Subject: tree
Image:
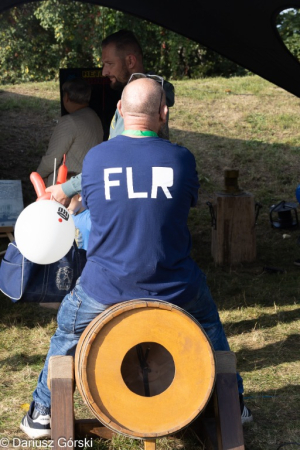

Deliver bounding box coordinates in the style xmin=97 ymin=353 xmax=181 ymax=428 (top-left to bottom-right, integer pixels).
xmin=276 ymin=9 xmax=300 ymax=62
xmin=0 ymin=0 xmax=246 ymax=84
xmin=0 ymin=3 xmax=57 ymax=83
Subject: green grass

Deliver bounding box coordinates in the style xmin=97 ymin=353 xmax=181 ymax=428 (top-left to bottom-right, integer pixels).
xmin=1 ymin=75 xmax=300 ymax=449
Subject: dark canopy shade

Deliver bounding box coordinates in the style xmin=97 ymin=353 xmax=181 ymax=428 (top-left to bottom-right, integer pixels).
xmin=2 ymin=0 xmax=300 ymax=97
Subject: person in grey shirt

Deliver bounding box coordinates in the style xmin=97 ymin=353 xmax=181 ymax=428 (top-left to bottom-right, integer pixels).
xmin=37 ymin=78 xmax=103 ymax=186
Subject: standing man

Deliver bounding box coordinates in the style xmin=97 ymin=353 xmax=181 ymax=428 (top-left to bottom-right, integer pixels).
xmin=20 ymin=77 xmax=251 ymax=440
xmin=101 ymin=29 xmax=174 ymax=139
xmin=45 ymin=30 xmax=175 ymax=203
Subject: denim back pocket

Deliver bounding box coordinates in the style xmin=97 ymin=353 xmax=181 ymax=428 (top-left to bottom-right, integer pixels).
xmin=57 ymin=287 xmax=82 ymax=334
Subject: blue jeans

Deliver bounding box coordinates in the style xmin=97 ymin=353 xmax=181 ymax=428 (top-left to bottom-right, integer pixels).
xmin=33 ymin=282 xmax=110 ymax=412
xmin=181 ymin=273 xmax=244 ymax=395
xmin=33 ymin=274 xmax=243 ymax=413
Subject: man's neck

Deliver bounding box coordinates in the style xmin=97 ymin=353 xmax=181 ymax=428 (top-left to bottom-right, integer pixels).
xmin=123 ymin=116 xmax=159 ymax=135
xmin=122 ymin=130 xmax=158 ymax=138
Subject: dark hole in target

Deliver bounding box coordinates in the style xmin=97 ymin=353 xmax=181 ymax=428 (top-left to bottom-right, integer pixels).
xmin=121 ymin=342 xmax=175 ymax=397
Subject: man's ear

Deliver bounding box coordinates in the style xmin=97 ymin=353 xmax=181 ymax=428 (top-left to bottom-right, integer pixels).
xmin=78 ymin=194 xmax=82 ymax=201
xmin=117 ymin=99 xmax=124 ymax=118
xmin=125 ymin=54 xmax=137 ymax=70
xmin=159 ymin=104 xmax=168 ymax=124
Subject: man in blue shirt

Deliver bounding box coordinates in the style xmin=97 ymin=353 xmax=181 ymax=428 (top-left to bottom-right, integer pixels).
xmin=20 ymin=77 xmax=252 ymax=440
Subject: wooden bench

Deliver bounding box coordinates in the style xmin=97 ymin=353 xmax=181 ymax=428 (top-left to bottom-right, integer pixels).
xmin=48 ymin=350 xmax=244 ymax=450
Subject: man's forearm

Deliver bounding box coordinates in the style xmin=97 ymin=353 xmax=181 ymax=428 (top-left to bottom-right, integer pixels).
xmin=61 ymin=173 xmax=82 ymax=197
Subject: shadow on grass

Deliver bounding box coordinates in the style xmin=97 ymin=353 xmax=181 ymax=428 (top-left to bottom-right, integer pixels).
xmin=0 ymin=352 xmax=48 ymax=370
xmin=244 ymin=384 xmax=300 ymax=450
xmin=0 ymin=90 xmax=60 ymax=206
xmin=190 ymin=207 xmax=300 ymax=310
xmin=0 ymin=294 xmax=57 ymax=328
xmin=236 ymin=334 xmax=300 ymax=372
xmin=224 ymin=307 xmax=300 ymax=336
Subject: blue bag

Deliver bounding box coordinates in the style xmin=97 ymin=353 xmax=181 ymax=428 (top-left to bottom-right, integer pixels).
xmin=0 ymin=241 xmax=86 ymax=305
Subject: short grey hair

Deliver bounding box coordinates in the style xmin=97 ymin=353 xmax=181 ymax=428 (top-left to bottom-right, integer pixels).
xmin=62 ymin=78 xmax=91 ymax=104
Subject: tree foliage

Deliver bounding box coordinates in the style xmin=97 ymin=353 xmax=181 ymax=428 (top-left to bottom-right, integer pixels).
xmin=0 ymin=3 xmax=58 ymax=83
xmin=0 ymin=0 xmax=247 ymax=84
xmin=276 ymin=9 xmax=300 ymax=62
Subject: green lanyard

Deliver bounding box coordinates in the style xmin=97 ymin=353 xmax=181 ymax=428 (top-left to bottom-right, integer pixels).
xmin=122 ymin=130 xmax=158 ymax=137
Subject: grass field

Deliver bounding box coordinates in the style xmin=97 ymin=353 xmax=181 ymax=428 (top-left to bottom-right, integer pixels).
xmin=0 ymin=75 xmax=300 ymax=450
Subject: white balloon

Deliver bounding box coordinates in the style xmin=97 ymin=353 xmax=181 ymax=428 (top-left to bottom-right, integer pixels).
xmin=15 ymin=200 xmax=75 ymax=265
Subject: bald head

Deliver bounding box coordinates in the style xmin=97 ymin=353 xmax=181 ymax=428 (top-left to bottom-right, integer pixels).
xmin=117 ymin=78 xmax=168 ymax=134
xmin=121 ymin=78 xmax=165 ymax=116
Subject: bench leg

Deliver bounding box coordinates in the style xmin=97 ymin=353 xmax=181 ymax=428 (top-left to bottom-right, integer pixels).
xmin=48 ymin=356 xmax=75 ymax=449
xmin=214 ymin=352 xmax=245 ymax=450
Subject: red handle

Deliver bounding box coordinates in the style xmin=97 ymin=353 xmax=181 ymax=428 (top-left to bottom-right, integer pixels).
xmin=56 ymin=154 xmax=68 ymax=184
xmin=30 ymin=172 xmax=51 ymax=201
xmin=30 ymin=156 xmax=67 ymax=201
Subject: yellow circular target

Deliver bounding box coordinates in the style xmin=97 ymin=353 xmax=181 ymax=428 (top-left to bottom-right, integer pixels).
xmin=75 ymin=299 xmax=215 ymax=439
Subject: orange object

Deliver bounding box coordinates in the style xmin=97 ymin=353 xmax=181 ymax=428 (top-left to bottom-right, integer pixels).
xmin=75 ymin=300 xmax=215 ymax=439
xmin=30 ymin=155 xmax=68 ymax=201
xmin=56 ymin=154 xmax=68 ymax=184
xmin=30 ymin=172 xmax=51 ymax=201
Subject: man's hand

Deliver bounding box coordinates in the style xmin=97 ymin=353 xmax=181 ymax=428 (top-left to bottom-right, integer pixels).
xmin=45 ymin=184 xmax=71 ymax=207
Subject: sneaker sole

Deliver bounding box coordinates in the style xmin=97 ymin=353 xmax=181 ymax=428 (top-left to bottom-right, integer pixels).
xmin=20 ymin=422 xmax=51 ymax=439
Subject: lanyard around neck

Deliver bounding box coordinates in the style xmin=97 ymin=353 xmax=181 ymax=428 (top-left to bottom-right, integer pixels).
xmin=122 ymin=130 xmax=158 ymax=137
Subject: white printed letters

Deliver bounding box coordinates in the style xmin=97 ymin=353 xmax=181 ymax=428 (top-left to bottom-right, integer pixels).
xmin=104 ymin=167 xmax=173 ymax=200
xmin=104 ymin=168 xmax=122 ymax=200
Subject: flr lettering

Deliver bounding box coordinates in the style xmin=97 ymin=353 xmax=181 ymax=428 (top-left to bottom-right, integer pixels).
xmin=104 ymin=167 xmax=173 ymax=200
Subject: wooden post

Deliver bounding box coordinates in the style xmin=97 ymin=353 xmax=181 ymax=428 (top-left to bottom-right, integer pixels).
xmin=210 ymin=169 xmax=257 ymax=266
xmin=48 ymin=356 xmax=75 ymax=449
xmin=214 ymin=351 xmax=244 ymax=450
xmin=211 ymin=192 xmax=256 ymax=265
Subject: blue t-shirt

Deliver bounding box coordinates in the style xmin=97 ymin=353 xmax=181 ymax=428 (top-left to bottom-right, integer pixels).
xmin=73 ymin=209 xmax=91 ymax=251
xmin=81 ymin=135 xmax=202 ymax=305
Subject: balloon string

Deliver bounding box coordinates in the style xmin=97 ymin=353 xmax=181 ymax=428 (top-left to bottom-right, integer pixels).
xmin=53 ymin=158 xmax=57 ymax=186
xmin=51 ymin=158 xmax=57 ymax=201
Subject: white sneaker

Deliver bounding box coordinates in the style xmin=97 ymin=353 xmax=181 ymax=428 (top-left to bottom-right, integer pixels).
xmin=241 ymin=404 xmax=253 ymax=424
xmin=20 ymin=402 xmax=51 ymax=439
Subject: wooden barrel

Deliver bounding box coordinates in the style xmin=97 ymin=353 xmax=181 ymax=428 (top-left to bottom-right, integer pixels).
xmin=75 ymin=299 xmax=215 ymax=439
